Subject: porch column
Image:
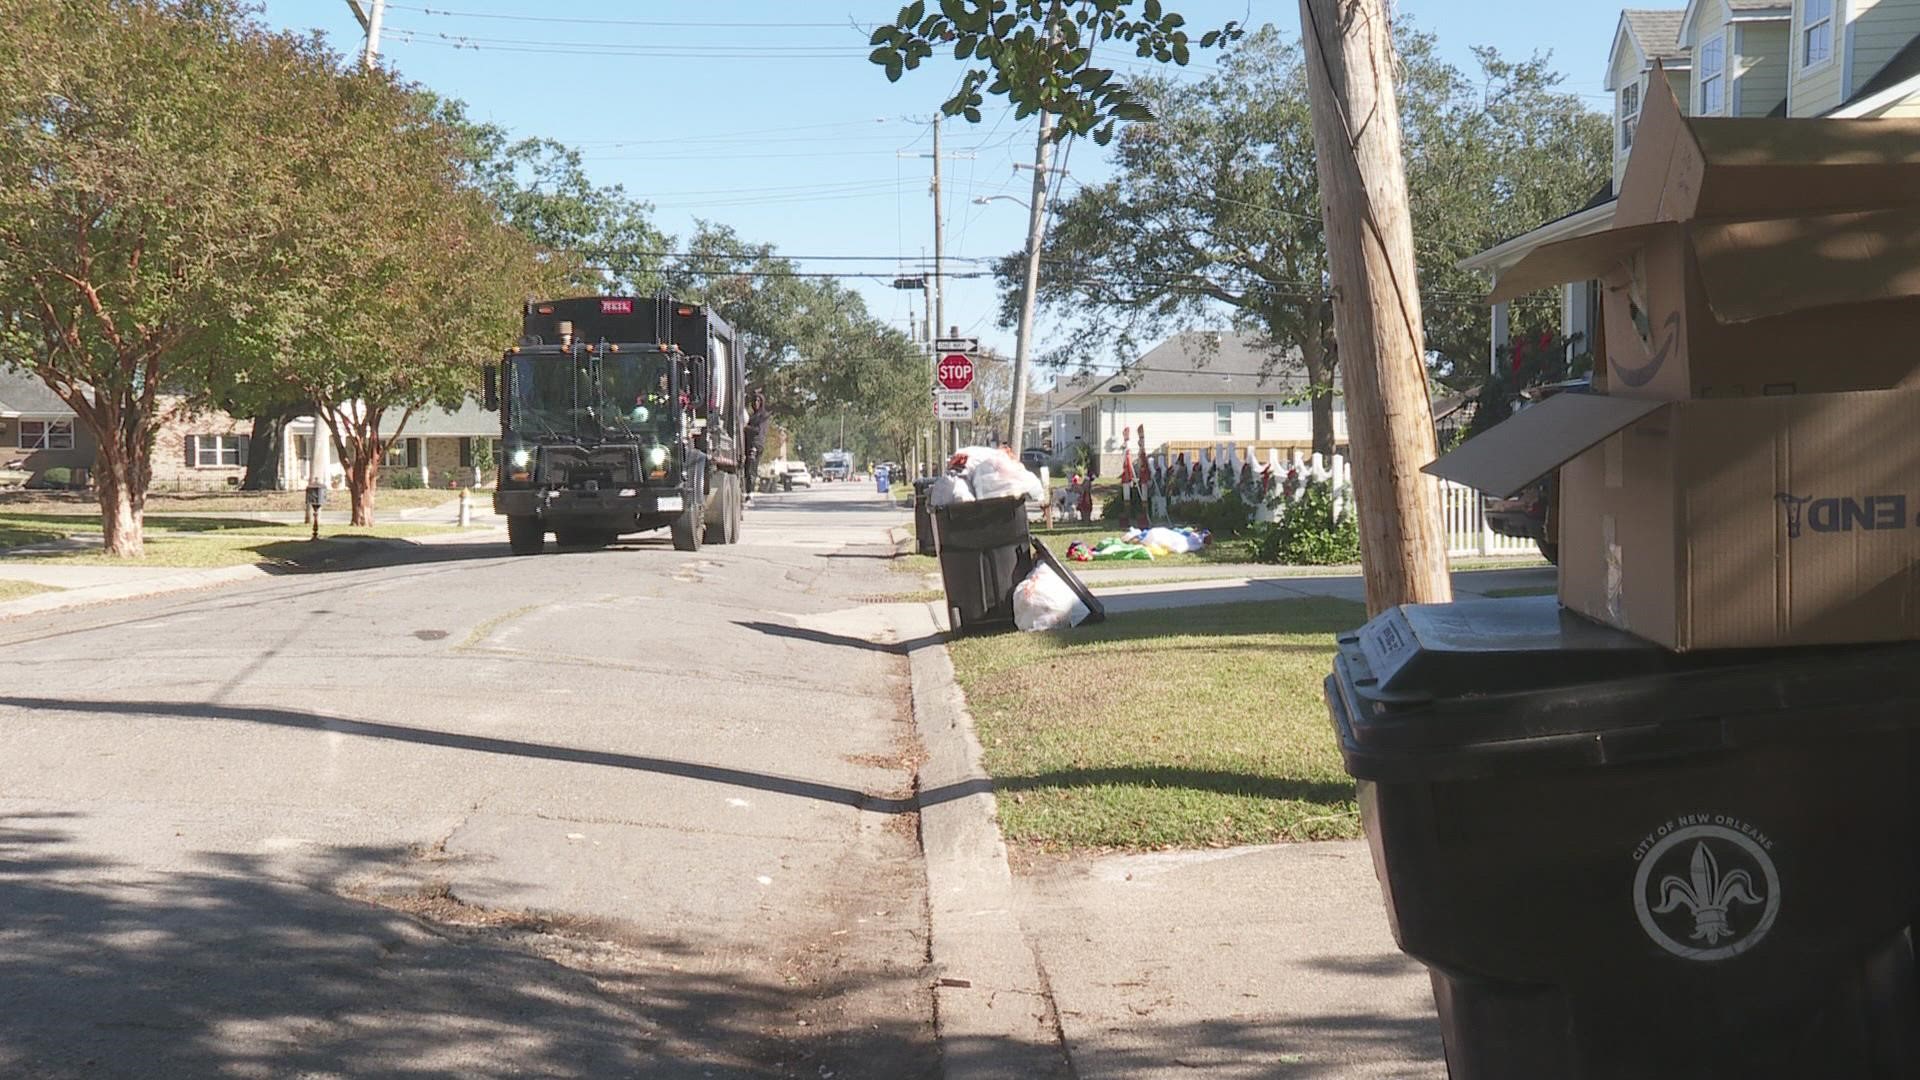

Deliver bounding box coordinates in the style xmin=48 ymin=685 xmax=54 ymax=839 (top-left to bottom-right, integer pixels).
xmin=1490 ymin=299 xmax=1511 ymax=372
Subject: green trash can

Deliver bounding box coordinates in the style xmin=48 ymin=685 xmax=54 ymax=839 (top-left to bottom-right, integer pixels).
xmin=913 ymin=477 xmax=938 ymax=556
xmin=1325 ymin=596 xmax=1920 ymax=1079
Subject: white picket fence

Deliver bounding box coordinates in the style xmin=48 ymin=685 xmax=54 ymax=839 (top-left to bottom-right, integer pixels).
xmin=1438 ymin=479 xmax=1542 ymax=559
xmin=1100 ymin=444 xmax=1541 ymax=561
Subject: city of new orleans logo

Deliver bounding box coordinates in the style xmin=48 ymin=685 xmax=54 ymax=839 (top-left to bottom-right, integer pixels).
xmin=1632 ymin=815 xmax=1781 ymax=961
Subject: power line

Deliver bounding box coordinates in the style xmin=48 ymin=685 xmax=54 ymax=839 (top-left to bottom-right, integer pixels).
xmin=382 ymin=28 xmax=866 ymax=59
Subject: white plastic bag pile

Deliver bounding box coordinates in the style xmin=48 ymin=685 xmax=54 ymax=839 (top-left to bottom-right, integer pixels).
xmin=927 ymin=445 xmax=1046 ymax=507
xmin=1012 ymin=563 xmax=1091 ymax=631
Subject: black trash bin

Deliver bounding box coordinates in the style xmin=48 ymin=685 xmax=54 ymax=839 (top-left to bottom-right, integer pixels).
xmin=1325 ymin=596 xmax=1920 ymax=1079
xmin=913 ymin=477 xmax=938 ymax=556
xmin=931 ymin=495 xmax=1032 ymax=634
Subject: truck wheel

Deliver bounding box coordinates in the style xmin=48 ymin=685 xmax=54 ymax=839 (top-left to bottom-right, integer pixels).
xmin=507 ymin=515 xmax=544 ymax=556
xmin=703 ymin=471 xmax=734 ymax=546
xmin=671 ymin=472 xmax=705 ymax=552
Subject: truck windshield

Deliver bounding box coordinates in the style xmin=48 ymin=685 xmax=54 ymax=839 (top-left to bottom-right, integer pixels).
xmin=509 ymin=351 xmax=677 ymax=444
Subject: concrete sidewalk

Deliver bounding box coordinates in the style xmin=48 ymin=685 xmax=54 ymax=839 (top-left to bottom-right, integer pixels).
xmin=1018 ymin=843 xmax=1444 ymax=1078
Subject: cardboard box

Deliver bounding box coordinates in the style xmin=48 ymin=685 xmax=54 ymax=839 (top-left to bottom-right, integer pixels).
xmin=1488 ymin=66 xmax=1920 ymax=402
xmin=1436 ymin=387 xmax=1920 ymax=651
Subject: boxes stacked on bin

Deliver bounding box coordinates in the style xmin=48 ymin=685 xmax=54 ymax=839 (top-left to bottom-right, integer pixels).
xmin=1430 ymin=66 xmax=1920 ymax=650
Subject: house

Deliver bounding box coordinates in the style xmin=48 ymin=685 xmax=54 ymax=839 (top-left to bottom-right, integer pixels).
xmin=1043 ymin=331 xmax=1348 ymax=476
xmin=1460 ymin=0 xmax=1920 ymax=357
xmin=0 ymin=367 xmax=497 ymax=492
xmin=1 ymin=371 xmax=92 ymax=486
xmin=280 ymin=399 xmax=499 ymax=491
xmin=1 ymin=369 xmax=251 ymax=491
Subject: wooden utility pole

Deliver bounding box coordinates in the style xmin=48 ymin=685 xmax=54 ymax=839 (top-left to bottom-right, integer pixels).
xmin=1007 ymin=109 xmax=1054 ymax=452
xmin=1298 ymin=0 xmax=1451 ymax=614
xmin=344 ymin=0 xmax=387 ymax=69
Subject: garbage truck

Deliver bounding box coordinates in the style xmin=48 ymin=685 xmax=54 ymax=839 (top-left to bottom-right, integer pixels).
xmin=486 ymin=295 xmax=746 ymax=554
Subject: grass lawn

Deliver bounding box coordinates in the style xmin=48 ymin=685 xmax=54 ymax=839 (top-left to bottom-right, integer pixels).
xmin=0 ymin=579 xmax=60 ymax=602
xmin=948 ymin=598 xmax=1367 ymax=851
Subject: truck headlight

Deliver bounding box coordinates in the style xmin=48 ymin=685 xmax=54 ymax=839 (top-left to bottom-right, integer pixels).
xmin=647 ymin=446 xmax=667 ymax=468
xmin=512 ymin=449 xmax=531 ymax=468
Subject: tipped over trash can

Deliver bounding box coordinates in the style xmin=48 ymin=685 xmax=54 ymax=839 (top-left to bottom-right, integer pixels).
xmin=1325 ymin=596 xmax=1920 ymax=1079
xmin=931 ymin=495 xmax=1031 ymax=634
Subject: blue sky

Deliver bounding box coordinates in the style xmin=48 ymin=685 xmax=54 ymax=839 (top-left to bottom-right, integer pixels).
xmin=258 ymin=1 xmax=1623 ymax=369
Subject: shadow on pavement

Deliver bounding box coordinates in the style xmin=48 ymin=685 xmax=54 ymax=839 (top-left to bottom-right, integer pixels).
xmin=0 ymin=696 xmax=920 ymax=815
xmin=0 ymin=814 xmax=940 ymax=1079
xmin=734 ymin=619 xmax=944 ymax=656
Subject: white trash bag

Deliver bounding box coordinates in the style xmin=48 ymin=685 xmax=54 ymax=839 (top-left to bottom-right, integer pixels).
xmin=929 ymin=474 xmax=976 ymax=507
xmin=955 ymin=445 xmax=1046 ymax=503
xmin=1013 ymin=563 xmax=1091 ymax=632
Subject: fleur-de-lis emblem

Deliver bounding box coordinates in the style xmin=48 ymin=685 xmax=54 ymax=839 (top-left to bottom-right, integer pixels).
xmin=1651 ymin=842 xmax=1764 ymax=945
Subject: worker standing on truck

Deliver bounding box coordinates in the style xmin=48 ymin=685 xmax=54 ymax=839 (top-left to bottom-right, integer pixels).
xmin=743 ymin=390 xmax=770 ymax=504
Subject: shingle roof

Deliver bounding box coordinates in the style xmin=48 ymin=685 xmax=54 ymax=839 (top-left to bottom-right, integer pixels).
xmin=1623 ymin=10 xmax=1688 ymax=62
xmin=0 ymin=370 xmax=76 ymax=418
xmin=1051 ymin=331 xmax=1334 ymax=411
xmin=1725 ymin=0 xmax=1789 ymax=10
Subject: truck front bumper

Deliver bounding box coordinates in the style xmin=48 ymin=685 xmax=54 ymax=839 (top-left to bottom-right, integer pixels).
xmin=495 ymin=487 xmax=686 ymax=520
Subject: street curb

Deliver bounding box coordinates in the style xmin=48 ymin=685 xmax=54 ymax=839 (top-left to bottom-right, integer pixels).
xmin=895 ymin=601 xmax=1070 ymax=1080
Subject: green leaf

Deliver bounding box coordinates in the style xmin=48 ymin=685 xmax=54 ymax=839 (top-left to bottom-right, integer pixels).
xmin=899 ymin=1 xmax=924 ymax=27
xmin=940 ymin=0 xmax=967 ymax=21
xmin=869 ymin=25 xmax=894 ymax=46
xmin=1093 ymin=121 xmax=1116 ymax=146
xmin=1111 ymin=101 xmax=1154 ymax=122
xmin=1171 ymin=39 xmax=1190 ymax=65
xmin=869 ymin=46 xmax=896 ymax=67
xmin=963 ymin=106 xmax=982 ymax=122
xmin=1199 ymin=30 xmax=1220 ymax=47
xmin=1143 ymin=0 xmax=1161 ymax=20
xmin=884 ymin=54 xmax=904 ymax=81
xmin=955 ymin=37 xmax=974 ymax=60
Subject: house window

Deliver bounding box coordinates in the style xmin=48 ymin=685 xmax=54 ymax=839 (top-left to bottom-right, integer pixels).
xmin=1214 ymin=403 xmax=1234 ymax=435
xmin=190 ymin=434 xmax=245 ymax=467
xmin=1700 ymin=36 xmax=1726 ymax=115
xmin=383 ymin=439 xmax=419 ymax=468
xmin=17 ymin=419 xmax=74 ymax=451
xmin=1262 ymin=401 xmax=1279 ymax=422
xmin=1619 ymin=82 xmax=1641 ymax=150
xmin=1804 ymin=0 xmax=1834 ymax=67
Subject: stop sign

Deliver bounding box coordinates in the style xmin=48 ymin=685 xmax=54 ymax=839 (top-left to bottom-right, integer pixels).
xmin=937 ymin=353 xmax=975 ymax=391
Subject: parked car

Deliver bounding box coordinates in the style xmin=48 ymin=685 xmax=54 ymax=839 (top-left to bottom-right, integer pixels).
xmin=1480 ymin=377 xmax=1589 ymax=565
xmin=1019 ymin=448 xmax=1047 ymax=474
xmin=785 ymin=462 xmax=814 ymax=488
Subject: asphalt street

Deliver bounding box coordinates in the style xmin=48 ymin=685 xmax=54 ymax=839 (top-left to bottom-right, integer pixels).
xmin=0 ymin=482 xmax=937 ymax=1079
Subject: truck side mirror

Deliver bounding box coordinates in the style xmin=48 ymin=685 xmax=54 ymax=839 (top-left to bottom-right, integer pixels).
xmin=483 ymin=366 xmax=499 ymax=412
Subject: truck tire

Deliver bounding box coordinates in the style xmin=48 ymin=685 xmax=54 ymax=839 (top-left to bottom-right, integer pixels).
xmin=703 ymin=471 xmax=733 ymax=546
xmin=706 ymin=472 xmax=741 ymax=545
xmin=507 ymin=515 xmax=544 ymax=556
xmin=671 ymin=471 xmax=705 ymax=552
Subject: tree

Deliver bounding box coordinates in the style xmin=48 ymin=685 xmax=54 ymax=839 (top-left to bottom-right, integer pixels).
xmin=246 ymin=67 xmax=544 ymax=526
xmin=0 ymin=0 xmax=324 ymax=556
xmin=1398 ymin=38 xmax=1611 ymax=386
xmin=868 ymin=0 xmax=1242 ymax=141
xmin=1003 ymin=24 xmax=1610 ymax=454
xmin=1004 ymin=26 xmax=1338 ymax=454
xmin=448 ymin=109 xmax=669 ymax=295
